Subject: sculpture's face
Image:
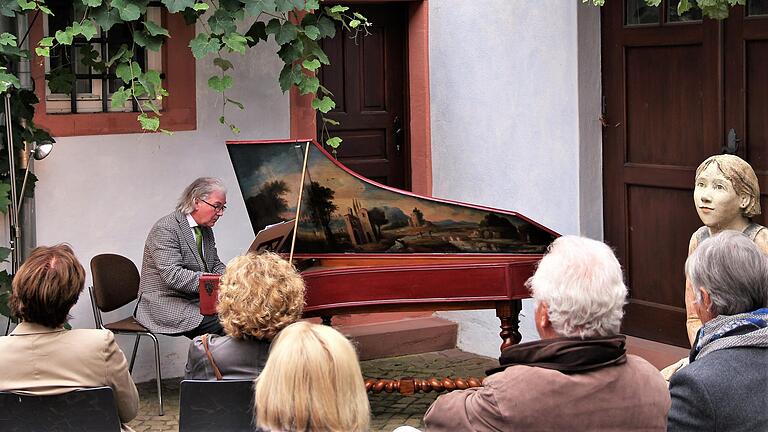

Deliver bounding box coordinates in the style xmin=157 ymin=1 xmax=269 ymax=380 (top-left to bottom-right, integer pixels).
xmin=694 ymin=163 xmax=747 ymax=229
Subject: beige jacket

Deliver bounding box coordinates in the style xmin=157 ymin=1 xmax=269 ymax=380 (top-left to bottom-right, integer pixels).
xmin=0 ymin=322 xmax=139 ymax=426
xmin=424 ymin=354 xmax=670 ymax=431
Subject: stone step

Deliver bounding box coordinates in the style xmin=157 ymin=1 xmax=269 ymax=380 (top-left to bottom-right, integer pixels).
xmin=338 ymin=317 xmax=458 ymax=361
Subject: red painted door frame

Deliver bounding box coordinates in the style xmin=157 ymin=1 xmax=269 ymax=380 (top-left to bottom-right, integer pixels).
xmin=289 ymin=0 xmax=432 ymax=196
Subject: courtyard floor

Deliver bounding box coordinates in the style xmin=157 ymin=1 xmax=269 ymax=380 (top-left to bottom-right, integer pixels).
xmin=128 ymin=348 xmax=497 ymax=432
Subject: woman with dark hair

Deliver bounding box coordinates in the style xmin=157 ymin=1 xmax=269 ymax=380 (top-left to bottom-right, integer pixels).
xmin=0 ymin=244 xmax=139 ymax=431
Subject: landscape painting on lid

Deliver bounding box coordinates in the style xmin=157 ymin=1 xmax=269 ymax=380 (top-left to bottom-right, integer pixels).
xmin=227 ymin=141 xmax=556 ymax=254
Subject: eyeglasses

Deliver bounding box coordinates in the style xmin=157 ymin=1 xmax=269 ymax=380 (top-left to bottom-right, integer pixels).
xmin=200 ymin=198 xmax=227 ymax=213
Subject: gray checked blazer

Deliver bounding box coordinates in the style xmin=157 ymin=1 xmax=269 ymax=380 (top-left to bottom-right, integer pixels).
xmin=135 ymin=210 xmax=226 ymax=334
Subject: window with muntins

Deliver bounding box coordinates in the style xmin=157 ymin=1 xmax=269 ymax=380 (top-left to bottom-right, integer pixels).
xmin=43 ymin=2 xmax=163 ymax=114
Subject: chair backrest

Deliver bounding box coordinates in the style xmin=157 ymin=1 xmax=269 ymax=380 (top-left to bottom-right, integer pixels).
xmin=0 ymin=386 xmax=121 ymax=432
xmin=90 ymin=253 xmax=140 ymax=313
xmin=179 ymin=379 xmax=255 ymax=432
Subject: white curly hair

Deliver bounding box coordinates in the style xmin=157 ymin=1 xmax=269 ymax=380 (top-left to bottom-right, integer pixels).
xmin=527 ymin=235 xmax=628 ymax=338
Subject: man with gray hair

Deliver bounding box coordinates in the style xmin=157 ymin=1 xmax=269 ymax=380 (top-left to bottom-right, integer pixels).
xmin=423 ymin=236 xmax=670 ymax=431
xmin=668 ymin=230 xmax=768 ymax=431
xmin=136 ymin=177 xmax=228 ymax=338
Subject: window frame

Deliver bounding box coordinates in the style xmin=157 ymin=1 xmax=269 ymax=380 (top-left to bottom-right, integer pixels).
xmin=30 ymin=9 xmax=196 ymax=136
xmin=43 ymin=6 xmax=164 ymax=114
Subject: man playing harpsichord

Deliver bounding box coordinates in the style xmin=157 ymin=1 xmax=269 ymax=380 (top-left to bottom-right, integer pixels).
xmin=135 ymin=177 xmax=228 ymax=338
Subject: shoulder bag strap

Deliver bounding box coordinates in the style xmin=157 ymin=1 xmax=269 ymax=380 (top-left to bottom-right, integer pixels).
xmin=201 ymin=333 xmax=224 ymax=381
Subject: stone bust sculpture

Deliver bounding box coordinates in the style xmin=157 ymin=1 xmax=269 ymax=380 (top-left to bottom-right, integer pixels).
xmin=685 ymin=154 xmax=768 ymax=344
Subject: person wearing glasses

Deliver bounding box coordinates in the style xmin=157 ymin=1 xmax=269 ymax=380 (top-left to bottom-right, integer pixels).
xmin=135 ymin=177 xmax=229 ymax=338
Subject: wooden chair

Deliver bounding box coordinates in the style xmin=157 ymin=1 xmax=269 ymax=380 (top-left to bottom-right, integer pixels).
xmin=0 ymin=386 xmax=121 ymax=431
xmin=89 ymin=253 xmax=164 ymax=415
xmin=179 ymin=379 xmax=255 ymax=432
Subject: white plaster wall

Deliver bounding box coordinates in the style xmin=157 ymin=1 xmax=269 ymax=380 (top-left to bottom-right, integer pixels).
xmin=429 ymin=1 xmax=603 ymax=358
xmin=30 ymin=29 xmax=288 ymax=382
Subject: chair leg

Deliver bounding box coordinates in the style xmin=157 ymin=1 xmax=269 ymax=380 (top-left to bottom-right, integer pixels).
xmin=148 ymin=333 xmax=164 ymax=416
xmin=129 ymin=335 xmax=140 ymax=373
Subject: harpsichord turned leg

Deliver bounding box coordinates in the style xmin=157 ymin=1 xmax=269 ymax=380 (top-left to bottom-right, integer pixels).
xmin=496 ymin=300 xmax=522 ymax=352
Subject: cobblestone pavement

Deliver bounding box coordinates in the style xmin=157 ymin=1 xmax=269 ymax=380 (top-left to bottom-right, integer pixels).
xmin=128 ymin=348 xmax=497 ymax=432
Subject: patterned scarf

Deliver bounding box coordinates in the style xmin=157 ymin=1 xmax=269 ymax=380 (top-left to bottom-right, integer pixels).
xmin=692 ymin=308 xmax=768 ymax=362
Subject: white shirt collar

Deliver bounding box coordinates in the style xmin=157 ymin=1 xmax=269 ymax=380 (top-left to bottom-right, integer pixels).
xmin=186 ymin=213 xmax=198 ymax=229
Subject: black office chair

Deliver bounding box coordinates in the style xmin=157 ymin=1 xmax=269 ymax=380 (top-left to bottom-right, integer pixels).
xmin=0 ymin=386 xmax=121 ymax=432
xmin=179 ymin=379 xmax=255 ymax=432
xmin=89 ymin=253 xmax=164 ymax=415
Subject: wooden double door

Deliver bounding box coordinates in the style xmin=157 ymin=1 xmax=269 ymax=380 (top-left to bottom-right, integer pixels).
xmin=602 ymin=1 xmax=768 ymax=346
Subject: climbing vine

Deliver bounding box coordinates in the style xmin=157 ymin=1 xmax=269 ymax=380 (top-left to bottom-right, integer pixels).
xmin=0 ymin=0 xmax=367 ymax=144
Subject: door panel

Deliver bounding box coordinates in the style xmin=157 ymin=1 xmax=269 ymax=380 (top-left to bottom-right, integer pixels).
xmin=626 ymin=186 xmax=702 ymax=306
xmin=724 ymin=5 xmax=768 ymax=226
xmin=317 ymin=4 xmax=408 ymax=190
xmin=625 ymin=45 xmax=705 ymax=166
xmin=745 ymin=41 xmax=768 ymax=171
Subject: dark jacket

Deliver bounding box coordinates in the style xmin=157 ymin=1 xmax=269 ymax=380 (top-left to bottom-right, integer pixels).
xmin=667 ymin=346 xmax=768 ymax=431
xmin=185 ymin=334 xmax=270 ymax=380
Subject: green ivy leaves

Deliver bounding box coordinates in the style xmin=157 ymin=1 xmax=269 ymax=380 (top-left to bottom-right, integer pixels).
xmin=116 ymin=62 xmax=141 ymax=83
xmin=161 ymin=0 xmax=195 ymax=14
xmin=213 ymin=57 xmax=233 ymax=71
xmin=583 ymin=0 xmax=745 ymax=19
xmin=222 ymin=33 xmax=248 ymax=54
xmin=137 ymin=113 xmax=160 ymax=131
xmin=111 ymin=0 xmax=149 ymax=21
xmin=302 ymin=59 xmax=320 ymax=72
xmin=0 ymin=66 xmax=20 ymax=92
xmin=91 ymin=4 xmax=122 ymax=30
xmin=190 ymin=33 xmax=221 ymax=59
xmin=241 ymin=0 xmax=276 ymax=17
xmin=19 ymin=0 xmax=367 ymax=136
xmin=266 ymin=19 xmax=298 ymax=45
xmin=144 ymin=21 xmax=169 ymax=37
xmin=0 ymin=0 xmax=20 ymax=18
xmin=0 ymin=32 xmax=16 ymax=46
xmin=208 ymin=75 xmax=233 ymax=92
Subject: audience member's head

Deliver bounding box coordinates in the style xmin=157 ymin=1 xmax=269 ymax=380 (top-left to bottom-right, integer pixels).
xmin=217 ymin=251 xmax=305 ymax=340
xmin=686 ymin=230 xmax=768 ymax=324
xmin=527 ymin=235 xmax=627 ymax=339
xmin=9 ymin=244 xmax=85 ymax=328
xmin=254 ymin=321 xmax=370 ymax=432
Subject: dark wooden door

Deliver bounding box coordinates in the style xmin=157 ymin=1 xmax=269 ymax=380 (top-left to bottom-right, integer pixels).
xmin=724 ymin=3 xmax=768 ymax=226
xmin=602 ymin=0 xmax=768 ymax=347
xmin=317 ymin=4 xmax=408 ymax=189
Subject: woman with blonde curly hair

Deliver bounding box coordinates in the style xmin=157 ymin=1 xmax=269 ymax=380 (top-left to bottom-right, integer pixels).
xmin=254 ymin=321 xmax=370 ymax=432
xmin=185 ymin=251 xmax=305 ymax=380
